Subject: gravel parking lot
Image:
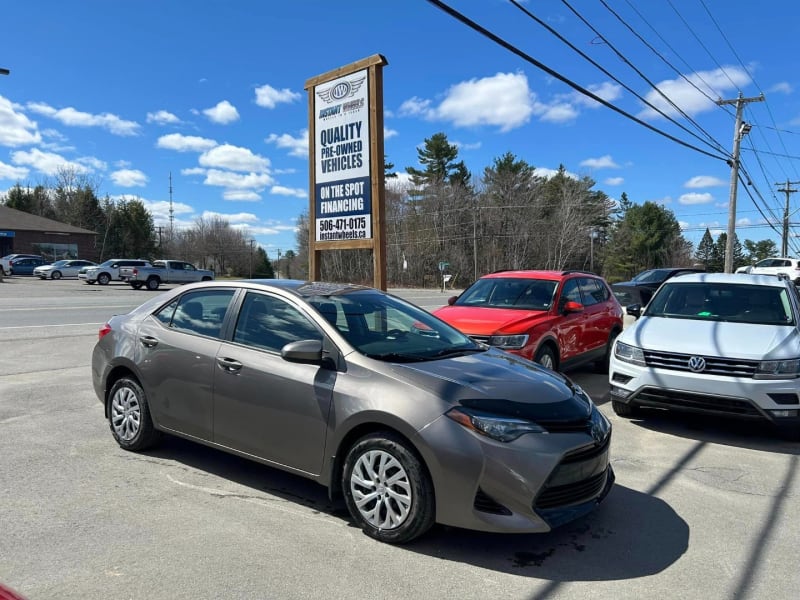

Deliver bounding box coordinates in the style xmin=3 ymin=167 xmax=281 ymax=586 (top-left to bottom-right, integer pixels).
xmin=1 ymin=277 xmax=799 ymax=600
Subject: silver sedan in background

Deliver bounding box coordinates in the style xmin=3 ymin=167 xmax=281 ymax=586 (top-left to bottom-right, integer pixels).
xmin=34 ymin=259 xmax=97 ymax=279
xmin=91 ymin=279 xmax=613 ymax=544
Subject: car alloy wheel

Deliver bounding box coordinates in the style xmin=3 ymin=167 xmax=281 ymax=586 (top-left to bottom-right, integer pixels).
xmin=535 ymin=345 xmax=557 ymax=370
xmin=98 ymin=273 xmax=111 ymax=285
xmin=343 ymin=432 xmax=434 ymax=544
xmin=51 ymin=271 xmax=62 ymax=280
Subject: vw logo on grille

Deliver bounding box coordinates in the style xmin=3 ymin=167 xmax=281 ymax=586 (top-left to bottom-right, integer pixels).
xmin=688 ymin=356 xmax=706 ymax=372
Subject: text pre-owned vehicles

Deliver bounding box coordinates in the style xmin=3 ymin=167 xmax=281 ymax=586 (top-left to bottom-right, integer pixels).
xmin=119 ymin=259 xmax=215 ymax=290
xmin=79 ymin=259 xmax=151 ymax=285
xmin=8 ymin=256 xmax=47 ymax=276
xmin=610 ymin=273 xmax=800 ymax=439
xmin=434 ymin=270 xmax=624 ymax=373
xmin=33 ymin=259 xmax=97 ymax=280
xmin=92 ymin=280 xmax=614 ymax=544
xmin=0 ymin=254 xmax=42 ymax=276
xmin=735 ymin=257 xmax=800 ymax=284
xmin=611 ymin=267 xmax=706 ymax=308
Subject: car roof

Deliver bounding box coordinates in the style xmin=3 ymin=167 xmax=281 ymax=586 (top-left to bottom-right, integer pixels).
xmin=480 ymin=269 xmax=596 ymax=281
xmin=235 ymin=279 xmax=375 ymax=297
xmin=663 ymin=272 xmax=789 ymax=287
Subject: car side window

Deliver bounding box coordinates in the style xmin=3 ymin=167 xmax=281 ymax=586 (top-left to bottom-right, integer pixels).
xmin=578 ymin=278 xmax=606 ymax=306
xmin=154 ymin=290 xmax=235 ymax=338
xmin=560 ymin=279 xmax=582 ymax=305
xmin=233 ymin=292 xmax=322 ymax=353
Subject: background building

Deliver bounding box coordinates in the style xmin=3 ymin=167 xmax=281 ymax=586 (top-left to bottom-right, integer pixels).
xmin=0 ymin=205 xmax=97 ymax=260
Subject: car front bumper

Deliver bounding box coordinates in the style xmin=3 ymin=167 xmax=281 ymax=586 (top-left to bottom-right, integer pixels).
xmin=414 ymin=409 xmax=614 ymax=534
xmin=609 ymin=356 xmax=800 ymax=427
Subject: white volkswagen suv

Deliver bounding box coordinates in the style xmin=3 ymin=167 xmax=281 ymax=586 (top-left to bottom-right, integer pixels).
xmin=737 ymin=257 xmax=800 ymax=284
xmin=609 ymin=273 xmax=800 ymax=439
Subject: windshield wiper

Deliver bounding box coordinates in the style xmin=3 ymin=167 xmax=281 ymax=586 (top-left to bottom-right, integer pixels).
xmin=363 ymin=352 xmax=427 ymax=363
xmin=430 ymin=347 xmax=486 ymax=359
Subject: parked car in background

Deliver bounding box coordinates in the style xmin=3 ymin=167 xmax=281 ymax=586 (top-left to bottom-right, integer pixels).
xmin=433 ymin=270 xmax=623 ymax=372
xmin=735 ymin=257 xmax=800 ymax=284
xmin=33 ymin=259 xmax=97 ymax=280
xmin=119 ymin=260 xmax=215 ymax=290
xmin=80 ymin=259 xmax=151 ymax=285
xmin=610 ymin=273 xmax=800 ymax=439
xmin=92 ymin=279 xmax=614 ymax=544
xmin=0 ymin=253 xmax=42 ymax=276
xmin=8 ymin=257 xmax=47 ymax=276
xmin=611 ymin=266 xmax=706 ymax=307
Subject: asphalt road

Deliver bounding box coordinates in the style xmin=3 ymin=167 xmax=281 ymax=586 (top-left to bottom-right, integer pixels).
xmin=1 ymin=277 xmax=799 ymax=600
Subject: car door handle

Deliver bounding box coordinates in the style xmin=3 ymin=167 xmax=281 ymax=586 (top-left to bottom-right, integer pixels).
xmin=139 ymin=336 xmax=159 ymax=348
xmin=217 ymin=357 xmax=243 ymax=372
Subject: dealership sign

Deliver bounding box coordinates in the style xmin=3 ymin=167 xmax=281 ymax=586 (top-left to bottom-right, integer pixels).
xmin=314 ymin=69 xmax=371 ymax=242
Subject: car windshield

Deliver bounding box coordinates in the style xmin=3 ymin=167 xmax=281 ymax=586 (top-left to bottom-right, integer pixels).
xmin=631 ymin=269 xmax=668 ymax=284
xmin=305 ymin=289 xmax=483 ymax=362
xmin=453 ymin=277 xmax=557 ymax=310
xmin=645 ymin=282 xmax=794 ymax=325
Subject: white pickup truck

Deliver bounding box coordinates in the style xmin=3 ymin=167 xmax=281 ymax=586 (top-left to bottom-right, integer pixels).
xmin=119 ymin=259 xmax=215 ymax=290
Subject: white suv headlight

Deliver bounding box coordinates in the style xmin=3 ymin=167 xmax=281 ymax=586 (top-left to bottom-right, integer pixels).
xmin=755 ymin=359 xmax=800 ymax=379
xmin=614 ymin=342 xmax=646 ymax=366
xmin=488 ymin=334 xmax=529 ymax=349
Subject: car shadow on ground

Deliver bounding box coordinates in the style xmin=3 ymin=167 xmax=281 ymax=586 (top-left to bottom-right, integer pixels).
xmin=620 ymin=410 xmax=800 ymax=455
xmin=144 ymin=435 xmax=688 ymax=580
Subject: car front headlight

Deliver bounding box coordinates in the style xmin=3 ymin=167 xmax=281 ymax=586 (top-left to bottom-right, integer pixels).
xmin=446 ymin=407 xmax=546 ymax=442
xmin=487 ymin=334 xmax=529 ymax=349
xmin=755 ymin=359 xmax=800 ymax=379
xmin=614 ymin=341 xmax=646 ymax=366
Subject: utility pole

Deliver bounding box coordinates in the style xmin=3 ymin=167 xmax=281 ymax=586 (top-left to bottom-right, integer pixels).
xmin=716 ymin=92 xmax=764 ymax=272
xmin=778 ymin=180 xmax=800 ymax=256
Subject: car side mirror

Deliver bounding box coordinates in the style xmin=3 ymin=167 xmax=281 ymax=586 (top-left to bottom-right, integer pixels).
xmin=447 ymin=296 xmax=458 ymax=306
xmin=626 ymin=304 xmax=642 ymax=319
xmin=281 ymin=339 xmax=323 ymax=364
xmin=562 ymin=300 xmax=584 ymax=313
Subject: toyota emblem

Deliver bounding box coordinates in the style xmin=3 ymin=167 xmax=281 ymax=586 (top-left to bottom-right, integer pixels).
xmin=688 ymin=356 xmax=706 ymax=372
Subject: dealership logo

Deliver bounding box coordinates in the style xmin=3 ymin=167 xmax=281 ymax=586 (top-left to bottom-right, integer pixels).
xmin=316 ymin=76 xmax=366 ymax=103
xmin=687 ymin=356 xmax=706 ymax=372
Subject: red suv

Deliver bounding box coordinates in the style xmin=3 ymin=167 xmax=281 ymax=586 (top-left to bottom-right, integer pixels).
xmin=434 ymin=270 xmax=624 ymax=372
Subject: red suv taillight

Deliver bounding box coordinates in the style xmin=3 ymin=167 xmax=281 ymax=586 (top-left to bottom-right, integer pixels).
xmin=98 ymin=323 xmax=112 ymax=340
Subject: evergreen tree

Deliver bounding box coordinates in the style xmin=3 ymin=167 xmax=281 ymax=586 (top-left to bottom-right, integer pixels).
xmin=694 ymin=228 xmax=715 ymax=269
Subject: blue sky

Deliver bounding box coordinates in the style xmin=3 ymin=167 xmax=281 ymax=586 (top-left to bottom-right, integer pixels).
xmin=1 ymin=0 xmax=799 ymax=259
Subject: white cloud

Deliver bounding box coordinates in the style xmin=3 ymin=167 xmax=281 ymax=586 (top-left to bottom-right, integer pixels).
xmin=604 ymin=177 xmax=624 ymax=185
xmin=0 ymin=96 xmax=42 ymax=146
xmin=254 ymin=84 xmax=301 ymax=108
xmin=140 ymin=199 xmax=194 ymax=222
xmin=573 ymin=82 xmax=623 ymax=108
xmin=146 ymin=110 xmax=181 ymax=125
xmin=204 ymin=170 xmax=273 ymax=189
xmin=270 ymin=185 xmax=307 ymax=198
xmin=157 ymin=133 xmax=217 ymax=152
xmin=384 ymin=127 xmax=398 ymax=139
xmin=199 ymin=144 xmax=270 ymax=172
xmin=0 ymin=160 xmax=29 ymax=180
xmin=453 ymin=140 xmax=481 ymax=151
xmin=536 ymin=103 xmax=579 ymax=123
xmin=111 ymin=168 xmax=148 ymax=187
xmin=534 ymin=167 xmax=578 ymax=180
xmin=76 ymin=156 xmax=107 ymax=171
xmin=222 ymin=190 xmax=262 ymax=201
xmin=580 ymin=155 xmax=620 ymax=169
xmin=769 ymin=82 xmax=792 ymax=94
xmin=679 ymin=192 xmax=714 ymax=205
xmin=202 ymin=100 xmax=240 ymax=124
xmin=26 ymin=101 xmax=140 ymax=136
xmin=11 ymin=148 xmax=89 ymax=176
xmin=201 ymin=210 xmax=259 ymax=222
xmin=684 ymin=175 xmax=727 ymax=188
xmin=637 ymin=66 xmax=752 ymax=120
xmin=266 ymin=129 xmax=308 ymax=158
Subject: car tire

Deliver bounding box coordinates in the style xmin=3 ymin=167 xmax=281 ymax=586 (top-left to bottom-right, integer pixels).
xmin=612 ymin=400 xmax=640 ymax=418
xmin=51 ymin=271 xmax=62 ymax=280
xmin=108 ymin=376 xmax=161 ymax=451
xmin=202 ymin=276 xmax=212 ymax=282
xmin=130 ymin=282 xmax=143 ymax=290
xmin=146 ymin=277 xmax=160 ymax=291
xmin=342 ymin=432 xmax=435 ymax=544
xmin=534 ymin=345 xmax=557 ymax=371
xmin=594 ymin=329 xmax=620 ymax=374
xmin=97 ymin=273 xmax=111 ymax=285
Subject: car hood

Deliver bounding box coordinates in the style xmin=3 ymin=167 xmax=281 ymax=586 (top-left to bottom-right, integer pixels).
xmin=622 ymin=316 xmax=800 ymax=360
xmin=433 ymin=305 xmax=551 ymax=335
xmin=391 ymin=348 xmax=594 ymax=422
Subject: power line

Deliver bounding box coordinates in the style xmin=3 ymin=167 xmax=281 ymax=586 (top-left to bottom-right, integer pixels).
xmin=422 ymin=0 xmax=730 ymax=162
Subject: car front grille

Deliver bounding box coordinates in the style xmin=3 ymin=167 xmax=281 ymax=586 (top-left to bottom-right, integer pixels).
xmin=534 ymin=436 xmax=611 ymax=510
xmin=644 ymin=349 xmax=759 ymax=377
xmin=633 ymin=387 xmax=762 ymax=417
